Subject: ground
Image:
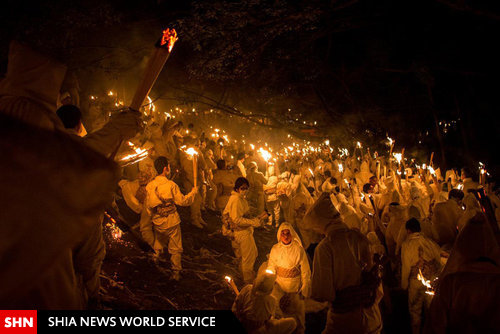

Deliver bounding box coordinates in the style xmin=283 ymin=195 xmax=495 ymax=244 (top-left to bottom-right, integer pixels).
xmin=102 ymin=206 xmax=250 ymax=310
xmin=101 ymin=204 xmax=410 ymax=333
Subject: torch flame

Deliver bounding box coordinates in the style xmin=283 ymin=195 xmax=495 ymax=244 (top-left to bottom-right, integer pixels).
xmin=417 ymin=269 xmax=435 ymax=296
xmin=185 ymin=147 xmax=198 ymax=156
xmin=224 ymin=276 xmax=232 ymax=283
xmin=120 ymin=142 xmax=149 ymax=166
xmin=393 ymin=153 xmax=402 ymax=164
xmin=104 ymin=211 xmax=123 ymax=240
xmin=258 ymin=148 xmax=272 ymax=162
xmin=161 ymin=28 xmax=178 ymax=52
xmin=146 ymin=96 xmax=155 ymax=112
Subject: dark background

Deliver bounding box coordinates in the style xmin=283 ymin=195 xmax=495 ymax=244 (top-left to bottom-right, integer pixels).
xmin=1 ymin=0 xmax=499 ymax=175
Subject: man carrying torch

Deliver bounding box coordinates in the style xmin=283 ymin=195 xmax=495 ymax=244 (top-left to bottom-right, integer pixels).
xmin=144 ymin=157 xmax=198 ymax=281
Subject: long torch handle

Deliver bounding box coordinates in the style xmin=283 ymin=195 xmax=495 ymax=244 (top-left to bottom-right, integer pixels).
xmin=129 ymin=29 xmax=177 ymax=112
xmin=130 ymin=47 xmax=171 ymax=111
xmin=193 ymin=154 xmax=198 ymax=188
xmin=225 ymin=280 xmax=239 ymax=295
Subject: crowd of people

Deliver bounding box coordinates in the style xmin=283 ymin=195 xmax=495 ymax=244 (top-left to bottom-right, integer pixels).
xmin=114 ymin=110 xmax=500 ymax=333
xmin=1 ymin=40 xmax=500 ymax=334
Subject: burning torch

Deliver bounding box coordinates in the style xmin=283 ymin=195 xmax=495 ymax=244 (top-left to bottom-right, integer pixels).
xmin=417 ymin=269 xmax=437 ymax=296
xmin=130 ymin=28 xmax=178 ymax=112
xmin=185 ymin=147 xmax=199 ymax=188
xmin=258 ymin=147 xmax=272 ymax=172
xmin=308 ymin=168 xmax=317 ymax=194
xmin=119 ymin=141 xmax=149 ymax=167
xmin=224 ymin=276 xmax=239 ymax=295
xmin=479 ymin=162 xmax=486 ymax=186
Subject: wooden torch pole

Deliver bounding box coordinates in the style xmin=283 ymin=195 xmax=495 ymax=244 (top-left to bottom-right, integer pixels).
xmin=130 ymin=29 xmax=178 ymax=112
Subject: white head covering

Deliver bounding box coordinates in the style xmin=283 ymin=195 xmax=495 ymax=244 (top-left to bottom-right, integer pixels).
xmin=303 ymin=192 xmax=343 ymax=234
xmin=276 ymin=222 xmax=302 ymax=246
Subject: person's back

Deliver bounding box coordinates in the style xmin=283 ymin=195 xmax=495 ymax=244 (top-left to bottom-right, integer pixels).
xmin=307 ymin=193 xmax=379 ymax=334
xmin=432 ymin=190 xmax=464 ymax=248
xmin=425 ymin=213 xmax=500 ymax=334
xmin=0 ymin=114 xmax=118 ymax=309
xmin=385 ymin=203 xmax=407 ymax=258
xmin=232 ymin=272 xmax=296 ymax=334
xmin=246 ymin=163 xmax=267 ymax=214
xmin=0 ymin=40 xmax=139 ymax=309
xmin=428 ymin=269 xmax=500 ymax=334
xmin=213 ymin=165 xmax=237 ymax=211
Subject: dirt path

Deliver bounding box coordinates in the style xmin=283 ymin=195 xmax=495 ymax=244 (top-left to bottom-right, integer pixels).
xmin=101 ymin=206 xmax=276 ymax=310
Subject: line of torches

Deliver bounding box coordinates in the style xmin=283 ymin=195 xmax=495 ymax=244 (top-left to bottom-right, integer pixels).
xmin=89 ymin=83 xmax=489 ymax=187
xmin=91 ymin=88 xmax=489 ymax=213
xmin=104 ymin=99 xmax=488 ymax=195
xmin=92 ymin=87 xmax=492 ymax=295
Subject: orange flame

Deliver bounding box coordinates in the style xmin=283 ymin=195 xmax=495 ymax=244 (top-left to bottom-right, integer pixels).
xmin=161 ymin=28 xmax=178 ymax=52
xmin=417 ymin=269 xmax=436 ymax=296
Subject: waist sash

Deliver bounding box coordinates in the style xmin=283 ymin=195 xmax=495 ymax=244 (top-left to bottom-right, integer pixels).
xmin=276 ymin=266 xmax=301 ymax=278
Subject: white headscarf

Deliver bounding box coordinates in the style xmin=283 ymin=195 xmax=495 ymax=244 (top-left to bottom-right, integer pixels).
xmin=277 ymin=222 xmax=302 ymax=246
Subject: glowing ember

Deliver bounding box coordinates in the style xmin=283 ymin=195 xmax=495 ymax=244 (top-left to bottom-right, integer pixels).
xmin=250 ymin=144 xmax=255 ymax=150
xmin=161 ymin=28 xmax=178 ymax=52
xmin=357 ymin=141 xmax=362 ymax=148
xmin=265 ymin=269 xmax=274 ymax=275
xmin=104 ymin=211 xmax=123 ymax=240
xmin=338 ymin=163 xmax=343 ymax=173
xmin=457 ymin=184 xmax=464 ymax=190
xmin=428 ymin=166 xmax=436 ymax=177
xmin=224 ymin=276 xmax=232 ymax=283
xmin=308 ymin=168 xmax=314 ymax=177
xmin=108 ymin=91 xmax=114 ymax=96
xmin=324 ymin=139 xmax=330 ymax=146
xmin=387 ymin=136 xmax=394 ymax=146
